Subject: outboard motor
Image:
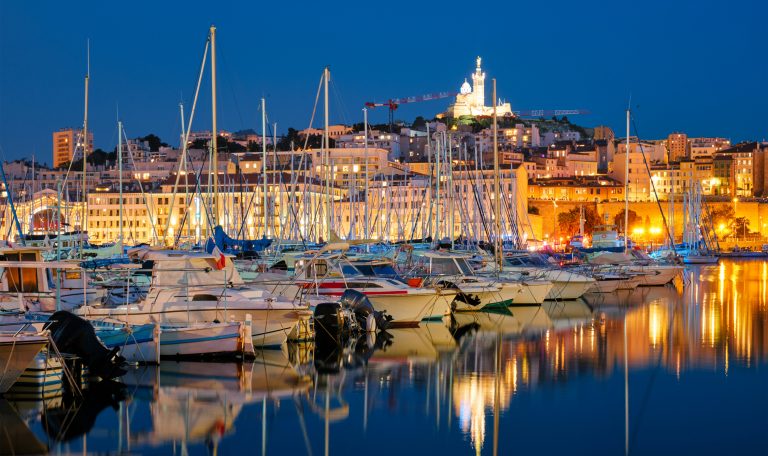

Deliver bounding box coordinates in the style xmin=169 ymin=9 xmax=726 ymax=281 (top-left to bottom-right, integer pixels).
xmin=47 ymin=311 xmax=127 ymax=380
xmin=437 ymin=280 xmax=482 ymax=309
xmin=312 ymin=291 xmax=392 ymax=373
xmin=338 ymin=289 xmax=391 ymax=331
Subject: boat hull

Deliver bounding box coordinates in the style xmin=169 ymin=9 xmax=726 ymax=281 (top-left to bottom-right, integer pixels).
xmin=160 ymin=322 xmax=248 ymax=358
xmin=78 ymin=306 xmax=300 ymax=348
xmin=0 ymin=336 xmax=47 ymax=393
xmin=509 ymin=281 xmax=554 ymax=305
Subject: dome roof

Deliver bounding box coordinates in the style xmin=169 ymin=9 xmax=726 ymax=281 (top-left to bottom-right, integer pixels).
xmin=460 ymin=78 xmax=471 ymax=95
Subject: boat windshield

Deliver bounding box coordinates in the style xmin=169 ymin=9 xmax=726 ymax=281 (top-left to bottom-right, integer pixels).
xmin=340 ymin=262 xmax=363 ymax=277
xmin=506 ymin=255 xmax=548 ymax=267
xmin=457 ymin=258 xmax=474 ymax=275
xmin=354 ymin=263 xmax=398 ymax=277
xmin=430 ymin=257 xmax=462 ymax=275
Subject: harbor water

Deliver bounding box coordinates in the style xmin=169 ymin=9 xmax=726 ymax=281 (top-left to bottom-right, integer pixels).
xmin=1 ymin=259 xmax=766 ymax=455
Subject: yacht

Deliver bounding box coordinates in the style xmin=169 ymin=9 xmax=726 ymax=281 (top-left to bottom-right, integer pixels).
xmin=293 ymin=244 xmax=455 ymax=326
xmin=77 ymin=248 xmax=307 ymax=348
xmin=0 ymin=245 xmax=102 ymax=312
xmin=499 ymin=253 xmax=595 ymax=300
xmin=414 ymin=251 xmax=552 ymax=308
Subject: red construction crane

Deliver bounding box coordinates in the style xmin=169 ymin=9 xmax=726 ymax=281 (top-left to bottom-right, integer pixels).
xmin=365 ymin=91 xmax=458 ymax=131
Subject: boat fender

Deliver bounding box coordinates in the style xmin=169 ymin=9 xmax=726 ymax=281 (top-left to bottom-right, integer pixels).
xmin=365 ymin=313 xmax=377 ymax=333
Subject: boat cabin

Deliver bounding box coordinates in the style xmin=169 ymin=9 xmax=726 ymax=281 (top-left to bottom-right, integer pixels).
xmin=0 ymin=247 xmax=51 ymax=294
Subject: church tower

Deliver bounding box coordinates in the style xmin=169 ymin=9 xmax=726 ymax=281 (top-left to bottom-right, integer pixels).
xmin=471 ymin=56 xmax=485 ymax=108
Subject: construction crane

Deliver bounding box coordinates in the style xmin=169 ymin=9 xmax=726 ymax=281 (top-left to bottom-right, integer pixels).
xmin=513 ymin=109 xmax=590 ymax=118
xmin=365 ymin=91 xmax=458 ymax=132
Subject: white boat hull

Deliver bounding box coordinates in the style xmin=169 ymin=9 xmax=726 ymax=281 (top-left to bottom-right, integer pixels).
xmin=587 ymin=279 xmax=623 ymax=293
xmin=0 ymin=336 xmax=47 ymax=393
xmin=509 ymin=281 xmax=554 ymax=305
xmin=160 ymin=322 xmax=249 ymax=357
xmin=683 ymin=255 xmax=719 ymax=264
xmin=78 ymin=306 xmax=300 ymax=348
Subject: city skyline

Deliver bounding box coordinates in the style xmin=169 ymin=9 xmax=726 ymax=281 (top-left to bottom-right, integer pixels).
xmin=1 ymin=0 xmax=766 ymax=161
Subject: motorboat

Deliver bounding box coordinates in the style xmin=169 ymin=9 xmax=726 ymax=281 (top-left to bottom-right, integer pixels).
xmin=294 ymin=244 xmax=455 ymax=326
xmin=77 ymin=248 xmax=307 ymax=348
xmin=0 ymin=332 xmax=48 ymax=394
xmin=0 ymin=246 xmax=103 ymax=312
xmin=500 ymin=253 xmax=595 ymax=300
xmin=415 ymin=251 xmax=553 ymax=307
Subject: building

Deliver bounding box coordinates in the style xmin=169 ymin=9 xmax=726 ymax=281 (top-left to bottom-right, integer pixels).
xmin=690 ymin=137 xmax=731 ymax=159
xmin=667 ymin=132 xmax=689 ymax=162
xmin=475 ymin=124 xmax=541 ymax=154
xmin=610 ymin=143 xmax=653 ymax=202
xmin=336 ymin=130 xmax=401 ymax=160
xmin=593 ymin=126 xmax=615 ymax=142
xmin=711 ymin=142 xmax=768 ymax=197
xmin=442 ymin=57 xmax=512 ymax=118
xmin=528 ymin=176 xmax=624 ymax=202
xmin=53 ymin=128 xmax=93 ymax=168
xmin=298 ymin=125 xmax=352 ymax=139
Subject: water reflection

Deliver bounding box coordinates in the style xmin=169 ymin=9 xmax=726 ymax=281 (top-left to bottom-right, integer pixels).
xmin=1 ymin=260 xmax=765 ymax=455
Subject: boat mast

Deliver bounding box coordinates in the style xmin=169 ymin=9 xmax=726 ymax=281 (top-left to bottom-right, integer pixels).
xmin=492 ymin=79 xmax=502 ymax=270
xmin=118 ymin=120 xmax=124 ymax=253
xmin=436 ymin=133 xmax=441 ymax=242
xmin=323 ymin=67 xmax=331 ymax=242
xmin=363 ymin=107 xmax=369 ymax=241
xmin=210 ymin=25 xmax=219 ymax=227
xmin=81 ymin=40 xmax=90 ymax=258
xmin=624 ymin=107 xmax=629 ymax=253
xmin=262 ymin=97 xmax=268 ymax=237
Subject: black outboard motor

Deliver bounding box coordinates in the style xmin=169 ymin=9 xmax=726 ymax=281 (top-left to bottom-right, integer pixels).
xmin=437 ymin=280 xmax=482 ymax=308
xmin=338 ymin=289 xmax=392 ymax=331
xmin=47 ymin=311 xmax=127 ymax=380
xmin=312 ymin=291 xmax=392 ymax=374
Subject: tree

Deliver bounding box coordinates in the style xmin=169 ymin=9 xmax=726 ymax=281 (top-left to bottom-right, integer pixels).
xmin=614 ymin=209 xmax=640 ymax=232
xmin=730 ymin=217 xmax=750 ymax=237
xmin=140 ymin=134 xmax=168 ymax=152
xmin=189 ymin=138 xmax=208 ymax=150
xmin=703 ymin=205 xmax=734 ymax=230
xmin=558 ymin=206 xmax=602 ymax=236
xmin=277 ymin=128 xmax=301 ymax=151
xmin=411 ymin=116 xmax=427 ymax=130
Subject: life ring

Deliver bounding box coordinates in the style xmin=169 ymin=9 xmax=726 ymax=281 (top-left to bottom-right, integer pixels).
xmin=601 ymin=234 xmax=607 ymax=239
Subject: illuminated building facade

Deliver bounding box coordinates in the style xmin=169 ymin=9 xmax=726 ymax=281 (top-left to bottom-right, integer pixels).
xmin=52 ymin=128 xmax=93 ymax=168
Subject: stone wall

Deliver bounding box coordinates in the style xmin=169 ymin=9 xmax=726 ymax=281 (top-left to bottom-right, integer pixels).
xmin=528 ymin=199 xmax=768 ymax=243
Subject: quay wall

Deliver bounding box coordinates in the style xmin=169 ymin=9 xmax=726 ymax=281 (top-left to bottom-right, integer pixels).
xmin=528 ymin=199 xmax=768 ymax=247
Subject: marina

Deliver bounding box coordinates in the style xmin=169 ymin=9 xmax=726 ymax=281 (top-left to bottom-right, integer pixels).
xmin=0 ymin=260 xmax=765 ymax=455
xmin=0 ymin=2 xmax=765 ymax=454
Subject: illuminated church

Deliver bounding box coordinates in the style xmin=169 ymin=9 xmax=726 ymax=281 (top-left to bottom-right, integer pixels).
xmin=443 ymin=56 xmax=512 ymax=118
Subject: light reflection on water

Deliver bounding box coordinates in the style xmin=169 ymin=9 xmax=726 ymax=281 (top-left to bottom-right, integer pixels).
xmin=1 ymin=260 xmax=766 ymax=455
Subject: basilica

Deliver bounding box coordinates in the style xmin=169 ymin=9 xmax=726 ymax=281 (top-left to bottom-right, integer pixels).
xmin=442 ymin=57 xmax=513 ymax=118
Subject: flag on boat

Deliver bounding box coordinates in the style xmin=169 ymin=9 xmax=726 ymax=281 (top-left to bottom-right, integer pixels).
xmin=205 ymin=237 xmax=226 ymax=270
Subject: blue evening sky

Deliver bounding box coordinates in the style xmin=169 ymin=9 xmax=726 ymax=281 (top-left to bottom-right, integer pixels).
xmin=0 ymin=0 xmax=765 ymax=164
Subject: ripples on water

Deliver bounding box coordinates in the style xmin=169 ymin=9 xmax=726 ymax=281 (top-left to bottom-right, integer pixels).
xmin=1 ymin=260 xmax=766 ymax=455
